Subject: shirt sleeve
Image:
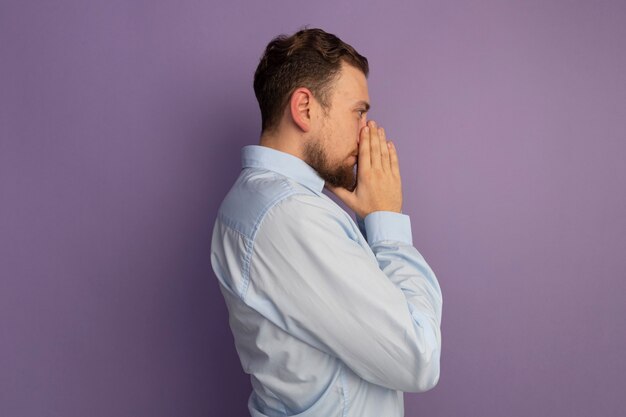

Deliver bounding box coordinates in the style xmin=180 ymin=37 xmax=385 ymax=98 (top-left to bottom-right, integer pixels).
xmin=243 ymin=193 xmax=443 ymax=393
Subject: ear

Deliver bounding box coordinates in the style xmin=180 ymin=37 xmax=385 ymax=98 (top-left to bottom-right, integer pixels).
xmin=289 ymin=87 xmax=313 ymax=132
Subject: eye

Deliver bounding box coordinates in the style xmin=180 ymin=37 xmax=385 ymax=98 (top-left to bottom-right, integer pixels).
xmin=357 ymin=109 xmax=367 ymax=118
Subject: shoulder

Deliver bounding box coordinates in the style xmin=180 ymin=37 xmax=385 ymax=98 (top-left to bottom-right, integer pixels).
xmin=256 ymin=192 xmax=360 ymax=243
xmin=216 ymin=167 xmax=321 ymax=238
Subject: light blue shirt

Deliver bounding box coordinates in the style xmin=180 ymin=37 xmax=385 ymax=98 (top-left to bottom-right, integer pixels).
xmin=210 ymin=145 xmax=443 ymax=417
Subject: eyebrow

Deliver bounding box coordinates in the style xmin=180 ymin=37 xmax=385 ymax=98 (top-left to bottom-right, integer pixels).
xmin=354 ymin=100 xmax=371 ymax=112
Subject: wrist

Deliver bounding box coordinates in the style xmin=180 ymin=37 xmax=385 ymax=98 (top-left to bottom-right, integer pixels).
xmin=362 ymin=211 xmax=413 ymax=245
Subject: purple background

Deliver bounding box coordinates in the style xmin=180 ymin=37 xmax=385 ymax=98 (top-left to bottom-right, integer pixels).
xmin=2 ymin=1 xmax=625 ymax=416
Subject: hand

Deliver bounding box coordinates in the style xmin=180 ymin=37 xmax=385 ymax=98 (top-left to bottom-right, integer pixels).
xmin=327 ymin=120 xmax=403 ymax=219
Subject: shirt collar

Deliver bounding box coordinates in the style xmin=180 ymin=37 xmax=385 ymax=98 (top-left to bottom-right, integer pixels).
xmin=241 ymin=145 xmax=325 ymax=193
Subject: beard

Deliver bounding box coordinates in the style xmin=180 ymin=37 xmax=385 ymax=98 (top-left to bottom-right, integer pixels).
xmin=303 ymin=139 xmax=357 ymax=192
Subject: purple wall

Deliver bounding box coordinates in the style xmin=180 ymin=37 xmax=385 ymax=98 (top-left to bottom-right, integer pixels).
xmin=2 ymin=1 xmax=625 ymax=416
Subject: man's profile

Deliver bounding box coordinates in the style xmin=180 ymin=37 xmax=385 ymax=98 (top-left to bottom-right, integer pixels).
xmin=210 ymin=27 xmax=443 ymax=417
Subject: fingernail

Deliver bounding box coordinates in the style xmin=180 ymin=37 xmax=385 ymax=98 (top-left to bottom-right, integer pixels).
xmin=364 ymin=126 xmax=369 ymax=132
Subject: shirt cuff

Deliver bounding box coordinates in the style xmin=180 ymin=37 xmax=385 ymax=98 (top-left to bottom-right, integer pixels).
xmin=363 ymin=211 xmax=413 ymax=245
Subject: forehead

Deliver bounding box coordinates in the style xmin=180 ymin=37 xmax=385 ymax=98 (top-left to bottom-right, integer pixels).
xmin=331 ymin=61 xmax=369 ymax=106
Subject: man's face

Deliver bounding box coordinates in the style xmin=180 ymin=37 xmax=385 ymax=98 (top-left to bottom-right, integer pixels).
xmin=303 ymin=61 xmax=370 ymax=191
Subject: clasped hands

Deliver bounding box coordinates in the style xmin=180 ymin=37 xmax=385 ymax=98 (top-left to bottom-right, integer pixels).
xmin=327 ymin=120 xmax=403 ymax=219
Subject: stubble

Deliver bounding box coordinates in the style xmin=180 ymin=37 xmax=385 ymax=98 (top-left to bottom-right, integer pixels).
xmin=303 ymin=139 xmax=357 ymax=192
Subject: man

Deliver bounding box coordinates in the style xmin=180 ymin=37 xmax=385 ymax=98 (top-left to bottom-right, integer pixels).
xmin=210 ymin=27 xmax=443 ymax=417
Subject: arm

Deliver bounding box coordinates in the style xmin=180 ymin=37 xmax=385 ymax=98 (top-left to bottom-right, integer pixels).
xmin=330 ymin=119 xmax=442 ymax=391
xmin=244 ymin=193 xmax=442 ymax=392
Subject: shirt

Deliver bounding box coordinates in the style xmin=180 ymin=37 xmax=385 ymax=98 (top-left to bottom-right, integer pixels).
xmin=210 ymin=144 xmax=443 ymax=417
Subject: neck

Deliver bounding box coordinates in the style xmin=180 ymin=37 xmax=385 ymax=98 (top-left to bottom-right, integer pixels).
xmin=259 ymin=129 xmax=305 ymax=161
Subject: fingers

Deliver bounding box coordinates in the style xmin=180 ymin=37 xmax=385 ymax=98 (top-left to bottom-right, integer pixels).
xmin=338 ymin=120 xmax=402 ymax=218
xmin=388 ymin=140 xmax=400 ymax=177
xmin=368 ymin=120 xmax=382 ymax=170
xmin=358 ymin=125 xmax=370 ymax=170
xmin=379 ymin=127 xmax=391 ymax=172
xmin=359 ymin=120 xmax=398 ymax=179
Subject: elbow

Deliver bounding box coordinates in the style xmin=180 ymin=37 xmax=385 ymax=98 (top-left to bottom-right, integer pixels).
xmin=390 ymin=339 xmax=440 ymax=393
xmin=407 ymin=353 xmax=441 ymax=393
xmin=400 ymin=320 xmax=442 ymax=393
xmin=385 ymin=340 xmax=441 ymax=392
xmin=370 ymin=311 xmax=442 ymax=392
